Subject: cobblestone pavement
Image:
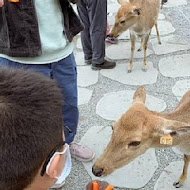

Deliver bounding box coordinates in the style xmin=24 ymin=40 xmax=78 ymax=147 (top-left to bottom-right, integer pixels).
xmin=54 ymin=0 xmax=190 ymax=189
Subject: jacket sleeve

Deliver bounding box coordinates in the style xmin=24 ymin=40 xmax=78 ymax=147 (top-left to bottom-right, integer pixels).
xmin=59 ymin=0 xmax=84 ymax=42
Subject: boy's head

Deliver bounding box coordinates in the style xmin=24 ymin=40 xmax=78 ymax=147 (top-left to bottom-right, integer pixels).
xmin=0 ymin=68 xmax=66 ymax=190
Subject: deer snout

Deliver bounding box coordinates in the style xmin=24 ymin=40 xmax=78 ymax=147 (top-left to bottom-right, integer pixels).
xmin=92 ymin=166 xmax=104 ymax=177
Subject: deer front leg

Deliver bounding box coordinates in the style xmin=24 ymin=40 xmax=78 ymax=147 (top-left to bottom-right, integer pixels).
xmin=142 ymin=34 xmax=150 ymax=72
xmin=138 ymin=38 xmax=144 ymax=52
xmin=128 ymin=34 xmax=136 ymax=73
xmin=173 ymin=154 xmax=190 ymax=188
xmin=155 ymin=22 xmax=161 ymax=45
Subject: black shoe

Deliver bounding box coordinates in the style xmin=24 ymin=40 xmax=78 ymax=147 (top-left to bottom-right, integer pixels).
xmin=91 ymin=60 xmax=116 ymax=70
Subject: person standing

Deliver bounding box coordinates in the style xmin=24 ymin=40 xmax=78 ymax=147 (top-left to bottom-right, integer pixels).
xmin=77 ymin=0 xmax=116 ymax=70
xmin=0 ymin=0 xmax=95 ymax=162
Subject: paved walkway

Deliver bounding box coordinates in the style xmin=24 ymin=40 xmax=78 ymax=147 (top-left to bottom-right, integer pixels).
xmin=59 ymin=0 xmax=190 ymax=189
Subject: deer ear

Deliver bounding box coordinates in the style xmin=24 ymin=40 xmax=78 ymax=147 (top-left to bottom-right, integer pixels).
xmin=132 ymin=7 xmax=141 ymax=16
xmin=133 ymin=86 xmax=146 ymax=103
xmin=161 ymin=119 xmax=190 ymax=136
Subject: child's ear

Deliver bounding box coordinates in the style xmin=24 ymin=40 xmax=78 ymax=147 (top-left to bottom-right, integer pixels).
xmin=46 ymin=154 xmax=61 ymax=178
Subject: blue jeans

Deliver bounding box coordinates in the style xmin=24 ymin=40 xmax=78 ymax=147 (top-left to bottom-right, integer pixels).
xmin=0 ymin=53 xmax=78 ymax=143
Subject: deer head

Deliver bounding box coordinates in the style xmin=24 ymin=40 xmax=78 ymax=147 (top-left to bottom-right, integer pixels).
xmin=111 ymin=0 xmax=141 ymax=37
xmin=92 ymin=86 xmax=190 ymax=177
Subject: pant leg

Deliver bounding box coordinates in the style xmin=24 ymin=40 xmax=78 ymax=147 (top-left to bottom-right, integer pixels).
xmin=52 ymin=53 xmax=79 ymax=144
xmin=87 ymin=0 xmax=107 ymax=64
xmin=77 ymin=0 xmax=93 ymax=61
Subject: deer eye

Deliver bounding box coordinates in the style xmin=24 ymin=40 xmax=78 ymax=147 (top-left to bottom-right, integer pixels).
xmin=120 ymin=20 xmax=125 ymax=24
xmin=128 ymin=141 xmax=141 ymax=147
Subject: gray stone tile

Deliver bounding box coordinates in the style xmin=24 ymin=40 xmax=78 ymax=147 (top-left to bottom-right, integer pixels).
xmin=74 ymin=51 xmax=85 ymax=66
xmin=106 ymin=41 xmax=153 ymax=60
xmin=81 ymin=126 xmax=158 ymax=189
xmin=164 ymin=0 xmax=187 ymax=8
xmin=172 ymin=79 xmax=190 ymax=100
xmin=96 ymin=90 xmax=166 ymax=120
xmin=151 ymin=21 xmax=175 ymax=36
xmin=159 ymin=54 xmax=190 ymax=78
xmin=151 ymin=35 xmax=190 ymax=55
xmin=108 ymin=2 xmax=120 ymax=14
xmin=78 ymin=87 xmax=93 ymax=106
xmin=107 ymin=15 xmax=116 ymax=26
xmin=172 ymin=147 xmax=183 ymax=155
xmin=154 ymin=161 xmax=190 ymax=190
xmin=158 ymin=13 xmax=165 ymax=20
xmin=100 ymin=62 xmax=158 ymax=86
xmin=78 ymin=66 xmax=99 ymax=87
xmin=76 ymin=37 xmax=82 ymax=50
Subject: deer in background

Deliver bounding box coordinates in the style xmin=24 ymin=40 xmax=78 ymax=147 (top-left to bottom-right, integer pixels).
xmin=93 ymin=86 xmax=190 ymax=188
xmin=111 ymin=0 xmax=161 ymax=72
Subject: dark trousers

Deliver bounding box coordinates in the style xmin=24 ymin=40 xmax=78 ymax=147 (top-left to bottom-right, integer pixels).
xmin=77 ymin=0 xmax=107 ymax=64
xmin=0 ymin=53 xmax=78 ymax=144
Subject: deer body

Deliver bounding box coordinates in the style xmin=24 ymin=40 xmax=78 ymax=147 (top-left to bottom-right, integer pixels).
xmin=111 ymin=0 xmax=161 ymax=72
xmin=93 ymin=87 xmax=190 ymax=188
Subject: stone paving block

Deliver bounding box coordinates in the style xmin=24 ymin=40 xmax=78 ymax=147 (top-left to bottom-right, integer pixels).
xmin=108 ymin=2 xmax=120 ymax=14
xmin=100 ymin=62 xmax=158 ymax=86
xmin=159 ymin=54 xmax=190 ymax=78
xmin=172 ymin=147 xmax=183 ymax=155
xmin=74 ymin=51 xmax=85 ymax=66
xmin=107 ymin=15 xmax=116 ymax=26
xmin=154 ymin=161 xmax=190 ymax=190
xmin=78 ymin=66 xmax=99 ymax=87
xmin=164 ymin=0 xmax=187 ymax=8
xmin=158 ymin=13 xmax=165 ymax=20
xmin=78 ymin=87 xmax=93 ymax=106
xmin=96 ymin=90 xmax=166 ymax=120
xmin=172 ymin=79 xmax=190 ymax=100
xmin=151 ymin=35 xmax=190 ymax=55
xmin=81 ymin=126 xmax=158 ymax=189
xmin=152 ymin=21 xmax=175 ymax=36
xmin=76 ymin=37 xmax=82 ymax=50
xmin=106 ymin=41 xmax=153 ymax=60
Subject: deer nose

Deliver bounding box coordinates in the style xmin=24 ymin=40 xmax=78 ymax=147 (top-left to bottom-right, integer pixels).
xmin=92 ymin=166 xmax=104 ymax=177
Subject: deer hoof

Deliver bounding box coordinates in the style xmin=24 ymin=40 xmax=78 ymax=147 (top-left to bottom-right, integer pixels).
xmin=142 ymin=68 xmax=147 ymax=72
xmin=128 ymin=69 xmax=132 ymax=73
xmin=159 ymin=41 xmax=162 ymax=45
xmin=137 ymin=48 xmax=142 ymax=52
xmin=173 ymin=181 xmax=183 ymax=188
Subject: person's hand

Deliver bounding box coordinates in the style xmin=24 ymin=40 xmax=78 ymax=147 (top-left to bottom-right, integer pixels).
xmin=0 ymin=0 xmax=4 ymax=7
xmin=86 ymin=180 xmax=113 ymax=190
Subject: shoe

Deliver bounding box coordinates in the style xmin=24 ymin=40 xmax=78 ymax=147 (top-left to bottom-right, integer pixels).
xmin=91 ymin=60 xmax=116 ymax=70
xmin=85 ymin=59 xmax=92 ymax=65
xmin=106 ymin=35 xmax=118 ymax=44
xmin=69 ymin=142 xmax=95 ymax=162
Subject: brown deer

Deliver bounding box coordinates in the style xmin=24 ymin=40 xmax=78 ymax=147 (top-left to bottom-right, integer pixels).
xmin=93 ymin=86 xmax=190 ymax=188
xmin=111 ymin=0 xmax=161 ymax=72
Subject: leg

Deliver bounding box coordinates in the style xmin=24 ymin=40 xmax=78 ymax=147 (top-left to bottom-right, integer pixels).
xmin=77 ymin=0 xmax=93 ymax=62
xmin=138 ymin=38 xmax=144 ymax=52
xmin=155 ymin=22 xmax=161 ymax=45
xmin=52 ymin=53 xmax=95 ymax=161
xmin=142 ymin=33 xmax=150 ymax=72
xmin=52 ymin=53 xmax=78 ymax=144
xmin=128 ymin=33 xmax=136 ymax=73
xmin=173 ymin=154 xmax=190 ymax=188
xmin=87 ymin=0 xmax=107 ymax=64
